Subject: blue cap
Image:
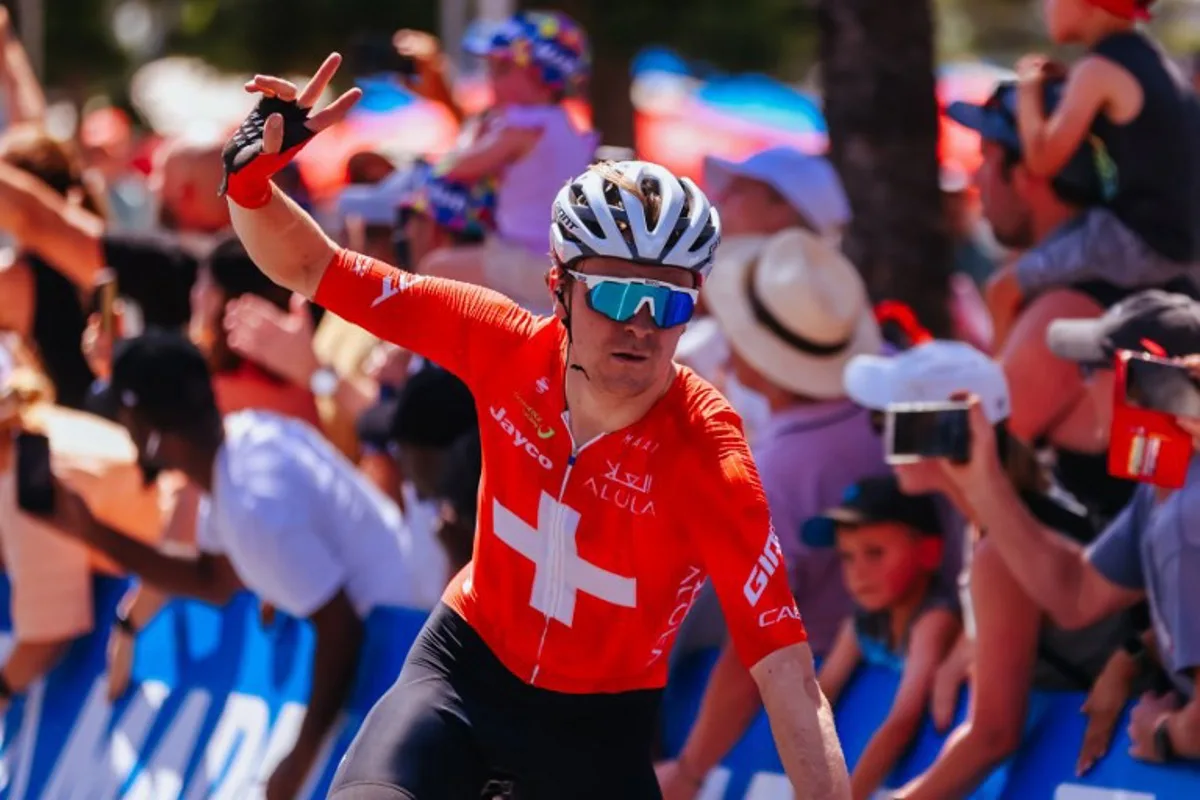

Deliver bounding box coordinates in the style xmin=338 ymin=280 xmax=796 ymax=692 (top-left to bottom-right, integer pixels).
xmin=801 ymin=476 xmax=943 ymax=548
xmin=947 ymin=79 xmax=1117 ymax=205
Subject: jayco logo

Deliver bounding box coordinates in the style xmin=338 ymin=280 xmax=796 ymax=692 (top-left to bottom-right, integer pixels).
xmin=490 ymin=406 xmax=554 ymax=470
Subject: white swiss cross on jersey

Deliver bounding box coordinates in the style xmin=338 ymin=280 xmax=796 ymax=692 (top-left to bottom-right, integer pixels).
xmin=492 ymin=492 xmax=637 ymax=625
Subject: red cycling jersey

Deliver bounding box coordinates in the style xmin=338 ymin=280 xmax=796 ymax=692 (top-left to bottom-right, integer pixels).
xmin=316 ymin=249 xmax=807 ymax=694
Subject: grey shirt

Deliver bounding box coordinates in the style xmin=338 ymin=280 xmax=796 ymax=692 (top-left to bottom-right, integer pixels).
xmin=1087 ymin=457 xmax=1200 ymax=699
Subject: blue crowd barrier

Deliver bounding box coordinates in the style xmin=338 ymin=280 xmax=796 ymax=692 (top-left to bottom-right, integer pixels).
xmin=0 ymin=576 xmax=1198 ymax=798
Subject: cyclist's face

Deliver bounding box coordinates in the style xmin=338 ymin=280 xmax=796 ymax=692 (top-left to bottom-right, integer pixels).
xmin=564 ymin=257 xmax=695 ymax=397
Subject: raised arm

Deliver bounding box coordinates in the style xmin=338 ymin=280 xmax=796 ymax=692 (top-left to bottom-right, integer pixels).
xmin=223 ymin=53 xmax=361 ymax=298
xmin=940 ymin=399 xmax=1144 ymax=629
xmin=0 ymin=9 xmax=46 ymax=124
xmin=1016 ymin=57 xmax=1121 ymax=180
xmin=223 ymin=53 xmax=537 ymax=389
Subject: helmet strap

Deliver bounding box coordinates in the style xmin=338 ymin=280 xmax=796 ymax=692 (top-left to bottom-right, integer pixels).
xmin=554 ymin=268 xmax=590 ymax=381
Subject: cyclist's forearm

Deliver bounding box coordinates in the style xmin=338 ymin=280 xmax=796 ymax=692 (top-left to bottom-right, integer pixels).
xmin=753 ymin=643 xmax=850 ymax=799
xmin=228 ymin=185 xmax=338 ymax=300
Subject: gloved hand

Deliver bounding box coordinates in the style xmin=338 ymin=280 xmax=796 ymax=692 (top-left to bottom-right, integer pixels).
xmin=220 ymin=53 xmax=361 ymax=209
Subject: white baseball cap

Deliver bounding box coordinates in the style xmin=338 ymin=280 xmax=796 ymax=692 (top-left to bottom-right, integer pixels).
xmin=844 ymin=339 xmax=1011 ymax=423
xmin=703 ymin=147 xmax=850 ymax=238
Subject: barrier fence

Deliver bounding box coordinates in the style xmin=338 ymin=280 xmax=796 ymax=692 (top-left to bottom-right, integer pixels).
xmin=0 ymin=577 xmax=1197 ymax=798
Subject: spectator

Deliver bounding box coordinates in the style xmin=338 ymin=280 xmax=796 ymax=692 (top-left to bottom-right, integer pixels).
xmin=43 ymin=330 xmax=435 ymax=799
xmin=803 ymin=476 xmax=961 ymax=800
xmin=845 ymin=340 xmax=1139 ymax=797
xmin=941 ymin=164 xmax=998 ymax=353
xmin=703 ymin=147 xmax=851 ymax=241
xmin=191 ymin=236 xmax=321 ymax=428
xmin=417 ymin=10 xmax=597 ymax=314
xmin=1007 ymin=3 xmax=1198 ymax=296
xmin=0 ymin=8 xmax=45 ymax=127
xmin=0 ymin=336 xmax=167 ymax=707
xmin=79 ymin=106 xmax=154 ymax=232
xmin=357 ymin=360 xmax=479 ymax=596
xmin=950 ymin=79 xmax=1197 ymax=530
xmin=658 ymin=227 xmax=885 ymax=797
xmin=0 ymin=123 xmax=110 ymax=409
xmin=934 ymin=289 xmax=1200 ymax=766
xmin=0 ymin=133 xmax=227 ymax=335
xmin=222 ymin=171 xmax=421 ymax=461
xmin=679 ymin=147 xmax=853 ymax=440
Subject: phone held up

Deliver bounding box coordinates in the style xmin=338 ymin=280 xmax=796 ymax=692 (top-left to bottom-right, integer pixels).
xmin=15 ymin=430 xmax=54 ymax=515
xmin=884 ymin=401 xmax=972 ymax=466
xmin=95 ymin=268 xmax=118 ymax=338
xmin=1109 ymin=351 xmax=1200 ymax=489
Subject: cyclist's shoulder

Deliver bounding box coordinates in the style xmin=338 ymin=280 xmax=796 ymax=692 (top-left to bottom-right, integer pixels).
xmin=668 ymin=366 xmax=752 ymax=459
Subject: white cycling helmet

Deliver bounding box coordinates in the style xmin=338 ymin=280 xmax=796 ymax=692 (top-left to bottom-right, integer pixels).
xmin=550 ymin=160 xmax=722 ymax=279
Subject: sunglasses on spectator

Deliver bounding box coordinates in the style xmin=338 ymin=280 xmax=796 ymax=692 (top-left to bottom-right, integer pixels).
xmin=566 ymin=271 xmax=699 ymax=329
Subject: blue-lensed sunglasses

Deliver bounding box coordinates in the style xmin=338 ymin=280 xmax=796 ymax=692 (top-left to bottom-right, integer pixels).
xmin=566 ymin=270 xmax=699 ymax=329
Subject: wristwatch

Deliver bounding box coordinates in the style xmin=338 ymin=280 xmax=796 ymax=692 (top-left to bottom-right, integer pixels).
xmin=309 ymin=365 xmax=338 ymax=399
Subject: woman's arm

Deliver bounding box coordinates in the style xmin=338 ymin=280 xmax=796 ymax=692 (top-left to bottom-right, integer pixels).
xmin=895 ymin=541 xmax=1042 ymax=799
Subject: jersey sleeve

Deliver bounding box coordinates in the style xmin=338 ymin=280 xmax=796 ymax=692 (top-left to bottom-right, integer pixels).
xmin=688 ymin=414 xmax=809 ymax=670
xmin=313 ymin=248 xmax=538 ymax=389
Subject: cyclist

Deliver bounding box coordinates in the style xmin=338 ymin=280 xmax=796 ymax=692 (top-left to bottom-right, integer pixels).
xmin=221 ymin=53 xmax=848 ymax=800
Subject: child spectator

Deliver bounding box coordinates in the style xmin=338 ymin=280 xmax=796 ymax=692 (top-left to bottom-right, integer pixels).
xmin=1009 ymin=0 xmax=1199 ymax=295
xmin=803 ymin=475 xmax=962 ymax=800
xmin=418 ymin=10 xmax=597 ymax=313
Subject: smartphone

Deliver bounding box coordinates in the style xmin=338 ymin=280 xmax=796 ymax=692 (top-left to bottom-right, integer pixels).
xmin=1123 ymin=353 xmax=1200 ymax=418
xmin=1109 ymin=351 xmax=1195 ymax=488
xmin=95 ymin=268 xmax=118 ymax=338
xmin=884 ymin=401 xmax=972 ymax=465
xmin=15 ymin=431 xmax=55 ymax=515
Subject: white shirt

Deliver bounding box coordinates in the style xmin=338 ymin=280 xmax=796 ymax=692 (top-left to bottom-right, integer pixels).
xmin=495 ymin=105 xmax=596 ymax=253
xmin=197 ymin=410 xmax=444 ymax=617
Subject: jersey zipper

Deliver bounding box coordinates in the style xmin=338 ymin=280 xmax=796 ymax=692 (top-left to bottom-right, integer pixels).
xmin=529 ymin=411 xmax=605 ymax=685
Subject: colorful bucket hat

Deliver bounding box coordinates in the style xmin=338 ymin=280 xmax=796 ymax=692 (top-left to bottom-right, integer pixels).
xmin=463 ymin=10 xmax=591 ymax=93
xmin=402 ymin=162 xmax=497 ymax=238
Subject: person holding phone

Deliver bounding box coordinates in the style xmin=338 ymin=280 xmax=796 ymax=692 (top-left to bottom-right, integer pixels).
xmin=844 ymin=338 xmax=1142 ymax=797
xmin=0 ymin=337 xmax=167 ymax=711
xmin=932 ymin=289 xmax=1200 ymax=767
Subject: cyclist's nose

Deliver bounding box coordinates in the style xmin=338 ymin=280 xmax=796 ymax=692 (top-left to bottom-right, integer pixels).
xmin=624 ymin=306 xmax=658 ymax=336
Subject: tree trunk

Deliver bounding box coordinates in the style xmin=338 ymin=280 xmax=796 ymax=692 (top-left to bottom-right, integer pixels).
xmin=518 ymin=0 xmax=634 ymax=148
xmin=817 ymin=0 xmax=953 ymax=337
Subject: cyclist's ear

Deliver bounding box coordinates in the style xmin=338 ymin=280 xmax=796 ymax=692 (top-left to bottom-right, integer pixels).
xmin=548 ymin=266 xmax=569 ymax=322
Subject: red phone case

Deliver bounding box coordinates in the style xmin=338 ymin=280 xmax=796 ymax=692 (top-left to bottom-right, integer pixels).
xmin=1109 ymin=351 xmax=1194 ymax=489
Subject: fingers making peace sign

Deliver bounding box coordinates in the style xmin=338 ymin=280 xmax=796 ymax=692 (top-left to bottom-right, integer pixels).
xmin=242 ymin=52 xmax=362 ymax=154
xmin=221 ymin=52 xmax=362 ymax=209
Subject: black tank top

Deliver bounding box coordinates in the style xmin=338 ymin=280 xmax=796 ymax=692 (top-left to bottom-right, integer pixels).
xmin=1048 ymin=276 xmax=1200 ymax=529
xmin=1091 ymin=32 xmax=1198 ymax=262
xmin=28 ymin=255 xmax=95 ymax=410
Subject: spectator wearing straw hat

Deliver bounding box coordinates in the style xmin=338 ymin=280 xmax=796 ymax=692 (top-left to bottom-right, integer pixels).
xmin=658 ymin=227 xmax=887 ymax=798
